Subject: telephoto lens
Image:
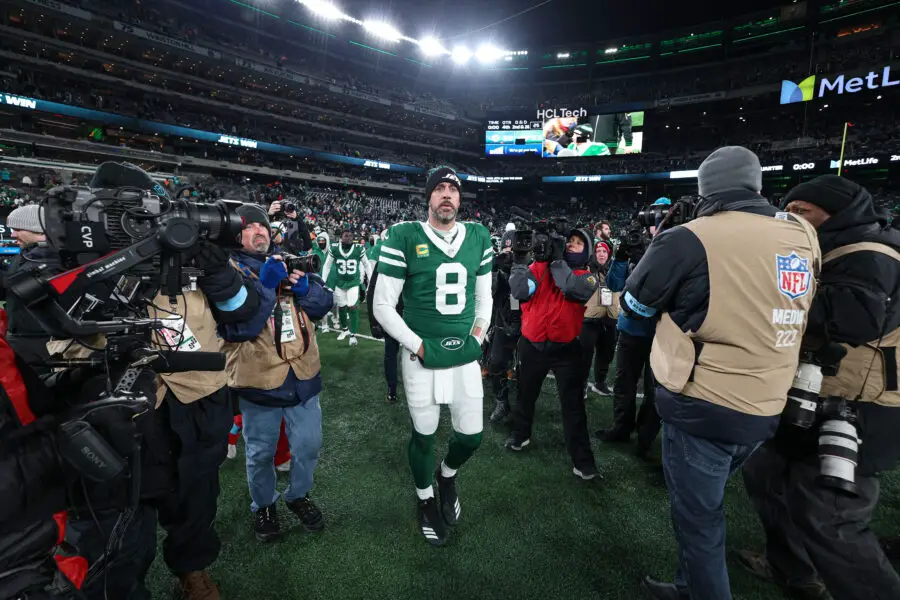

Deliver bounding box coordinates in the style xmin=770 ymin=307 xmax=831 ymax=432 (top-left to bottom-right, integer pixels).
xmin=783 ymin=361 xmax=822 ymax=429
xmin=817 ymin=396 xmax=860 ymax=496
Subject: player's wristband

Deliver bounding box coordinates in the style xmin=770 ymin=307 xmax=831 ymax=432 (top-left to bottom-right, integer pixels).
xmin=421 ymin=336 xmax=482 ymax=369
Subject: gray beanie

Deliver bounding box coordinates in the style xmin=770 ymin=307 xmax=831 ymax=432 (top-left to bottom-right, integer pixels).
xmin=6 ymin=204 xmax=44 ymax=233
xmin=697 ymin=146 xmax=762 ymax=197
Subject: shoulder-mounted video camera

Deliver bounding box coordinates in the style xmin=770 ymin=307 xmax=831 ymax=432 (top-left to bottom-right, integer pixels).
xmin=509 ymin=207 xmax=568 ymax=263
xmin=636 ymin=196 xmax=700 ymax=230
xmin=7 ymin=166 xmax=245 ymax=340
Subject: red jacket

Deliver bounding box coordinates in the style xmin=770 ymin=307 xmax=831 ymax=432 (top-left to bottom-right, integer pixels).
xmin=520 ymin=261 xmax=589 ymax=343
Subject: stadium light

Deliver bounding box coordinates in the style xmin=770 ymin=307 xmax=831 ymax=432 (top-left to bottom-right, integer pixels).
xmin=363 ymin=20 xmax=402 ymax=41
xmin=300 ymin=0 xmax=347 ymax=20
xmin=419 ymin=36 xmax=449 ymax=56
xmin=557 ymin=52 xmax=570 ymax=59
xmin=452 ymin=46 xmax=472 ymax=64
xmin=476 ymin=44 xmax=506 ymax=64
xmin=604 ymin=47 xmax=618 ymax=54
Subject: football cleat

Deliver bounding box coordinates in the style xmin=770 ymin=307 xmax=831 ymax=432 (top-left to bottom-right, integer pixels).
xmin=417 ymin=497 xmax=448 ymax=547
xmin=386 ymin=392 xmax=397 ymax=404
xmin=435 ymin=471 xmax=461 ymax=526
xmin=226 ymin=444 xmax=237 ymax=459
xmin=505 ymin=434 xmax=531 ymax=451
xmin=337 ymin=330 xmax=350 ymax=341
xmin=349 ymin=336 xmax=358 ymax=346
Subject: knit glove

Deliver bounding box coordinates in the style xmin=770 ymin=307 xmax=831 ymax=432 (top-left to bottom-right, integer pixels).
xmin=259 ymin=257 xmax=288 ymax=289
xmin=421 ymin=335 xmax=482 ymax=369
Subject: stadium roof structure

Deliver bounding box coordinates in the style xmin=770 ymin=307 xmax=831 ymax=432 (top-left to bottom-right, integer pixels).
xmin=220 ymin=0 xmax=897 ymax=78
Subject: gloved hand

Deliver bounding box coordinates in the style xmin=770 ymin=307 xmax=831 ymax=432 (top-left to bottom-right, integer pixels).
xmin=259 ymin=257 xmax=288 ymax=289
xmin=420 ymin=335 xmax=483 ymax=369
xmin=614 ymin=243 xmax=630 ymax=262
xmin=550 ymin=234 xmax=566 ymax=262
xmin=289 ymin=273 xmax=310 ymax=296
xmin=194 ymin=243 xmax=231 ymax=276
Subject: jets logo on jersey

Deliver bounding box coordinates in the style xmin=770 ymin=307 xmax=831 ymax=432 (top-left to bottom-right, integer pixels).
xmin=776 ymin=252 xmax=811 ymax=300
xmin=416 ymin=244 xmax=430 ymax=257
xmin=441 ymin=337 xmax=464 ymax=350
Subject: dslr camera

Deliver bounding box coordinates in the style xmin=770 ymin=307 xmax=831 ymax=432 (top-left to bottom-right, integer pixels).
xmin=783 ymin=344 xmax=861 ymax=496
xmin=283 ymin=252 xmax=321 ymax=274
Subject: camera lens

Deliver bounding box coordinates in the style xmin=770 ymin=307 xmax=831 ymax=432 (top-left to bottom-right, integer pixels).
xmin=784 ymin=362 xmax=822 ymax=429
xmin=817 ymin=408 xmax=860 ymax=497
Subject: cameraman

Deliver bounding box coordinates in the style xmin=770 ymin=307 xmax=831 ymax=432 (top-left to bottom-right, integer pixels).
xmin=220 ymin=204 xmax=333 ymax=543
xmin=58 ymin=165 xmax=263 ymax=600
xmin=738 ymin=176 xmax=900 ymax=600
xmin=487 ymin=230 xmax=522 ymax=423
xmin=596 ymin=198 xmax=669 ymax=458
xmin=630 ymin=147 xmax=820 ymax=600
xmin=0 ymin=205 xmax=61 ymax=372
xmin=505 ymin=227 xmax=600 ymax=480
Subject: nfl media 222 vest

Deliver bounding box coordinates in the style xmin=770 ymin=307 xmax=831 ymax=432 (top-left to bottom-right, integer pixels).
xmin=651 ymin=211 xmax=821 ymax=418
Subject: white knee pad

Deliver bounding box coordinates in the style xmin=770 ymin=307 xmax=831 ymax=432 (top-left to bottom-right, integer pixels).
xmin=408 ymin=403 xmax=440 ymax=436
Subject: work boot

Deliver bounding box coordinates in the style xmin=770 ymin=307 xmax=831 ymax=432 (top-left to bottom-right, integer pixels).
xmin=178 ymin=571 xmax=220 ymax=600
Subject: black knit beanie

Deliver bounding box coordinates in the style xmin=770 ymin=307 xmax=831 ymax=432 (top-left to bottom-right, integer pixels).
xmin=782 ymin=175 xmax=862 ymax=215
xmin=425 ymin=166 xmax=461 ymax=200
xmin=237 ymin=203 xmax=270 ymax=229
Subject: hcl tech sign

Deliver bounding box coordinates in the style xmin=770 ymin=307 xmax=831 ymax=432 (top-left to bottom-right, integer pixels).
xmin=536 ymin=107 xmax=587 ymax=120
xmin=781 ymin=66 xmax=898 ymax=104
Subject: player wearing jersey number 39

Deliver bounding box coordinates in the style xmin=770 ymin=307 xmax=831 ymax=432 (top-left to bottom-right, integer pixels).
xmin=373 ymin=166 xmax=493 ymax=547
xmin=322 ymin=229 xmax=373 ymax=346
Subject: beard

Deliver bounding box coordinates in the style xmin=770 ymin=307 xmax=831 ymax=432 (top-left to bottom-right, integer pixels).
xmin=430 ymin=203 xmax=457 ymax=225
xmin=251 ymin=235 xmax=269 ymax=253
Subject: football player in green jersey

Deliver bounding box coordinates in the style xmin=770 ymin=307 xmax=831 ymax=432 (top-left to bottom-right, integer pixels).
xmin=373 ymin=167 xmax=493 ymax=546
xmin=322 ymin=229 xmax=373 ymax=346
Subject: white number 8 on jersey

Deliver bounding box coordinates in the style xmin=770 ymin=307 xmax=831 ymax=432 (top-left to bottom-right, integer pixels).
xmin=435 ymin=263 xmax=467 ymax=315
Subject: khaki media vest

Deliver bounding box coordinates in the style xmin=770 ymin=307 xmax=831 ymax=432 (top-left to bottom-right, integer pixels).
xmin=651 ymin=211 xmax=820 ymax=417
xmin=221 ymin=265 xmax=321 ymax=390
xmin=584 ymin=270 xmax=620 ymax=320
xmin=148 ymin=290 xmax=227 ymax=406
xmin=818 ymin=242 xmax=900 ymax=407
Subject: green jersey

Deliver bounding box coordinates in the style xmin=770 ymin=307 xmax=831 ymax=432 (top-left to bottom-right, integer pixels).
xmin=324 ymin=243 xmax=369 ymax=289
xmin=377 ymin=221 xmax=493 ymax=339
xmin=368 ymin=240 xmax=381 ymax=263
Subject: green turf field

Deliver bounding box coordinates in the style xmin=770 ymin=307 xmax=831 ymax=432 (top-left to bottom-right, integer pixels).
xmin=147 ymin=309 xmax=900 ymax=600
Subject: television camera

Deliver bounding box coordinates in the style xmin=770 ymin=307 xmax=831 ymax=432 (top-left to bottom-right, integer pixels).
xmin=509 ymin=206 xmax=569 ymax=263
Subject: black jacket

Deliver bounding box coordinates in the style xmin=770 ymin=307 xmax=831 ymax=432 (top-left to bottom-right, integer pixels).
xmin=772 ymin=188 xmax=900 ymax=476
xmin=492 ymin=258 xmax=521 ymax=337
xmin=625 ymin=190 xmax=783 ymax=445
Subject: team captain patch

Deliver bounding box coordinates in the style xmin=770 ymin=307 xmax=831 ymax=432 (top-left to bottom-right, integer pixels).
xmin=776 ymin=252 xmax=811 ymax=300
xmin=416 ymin=244 xmax=429 ymax=257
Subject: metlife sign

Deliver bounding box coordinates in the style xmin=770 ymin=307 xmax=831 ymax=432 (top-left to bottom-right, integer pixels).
xmin=780 ymin=66 xmax=898 ymax=105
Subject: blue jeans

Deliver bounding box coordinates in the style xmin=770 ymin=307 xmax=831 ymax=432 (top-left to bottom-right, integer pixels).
xmin=661 ymin=422 xmax=762 ymax=600
xmin=239 ymin=396 xmax=322 ymax=512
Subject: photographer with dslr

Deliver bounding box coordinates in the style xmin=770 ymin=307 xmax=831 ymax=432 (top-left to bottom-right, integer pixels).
xmin=505 ymin=225 xmax=600 ymax=480
xmin=737 ymin=175 xmax=900 ymax=600
xmin=596 ymin=198 xmax=668 ymax=458
xmin=267 ymin=198 xmax=312 ymax=254
xmin=221 ymin=204 xmax=332 ymax=543
xmin=632 ymin=147 xmax=820 ymax=600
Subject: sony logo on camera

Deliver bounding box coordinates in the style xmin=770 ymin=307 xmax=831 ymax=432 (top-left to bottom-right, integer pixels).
xmin=536 ymin=107 xmax=587 ymax=120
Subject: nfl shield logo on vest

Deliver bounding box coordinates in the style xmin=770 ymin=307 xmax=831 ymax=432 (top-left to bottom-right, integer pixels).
xmin=776 ymin=252 xmax=811 ymax=300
